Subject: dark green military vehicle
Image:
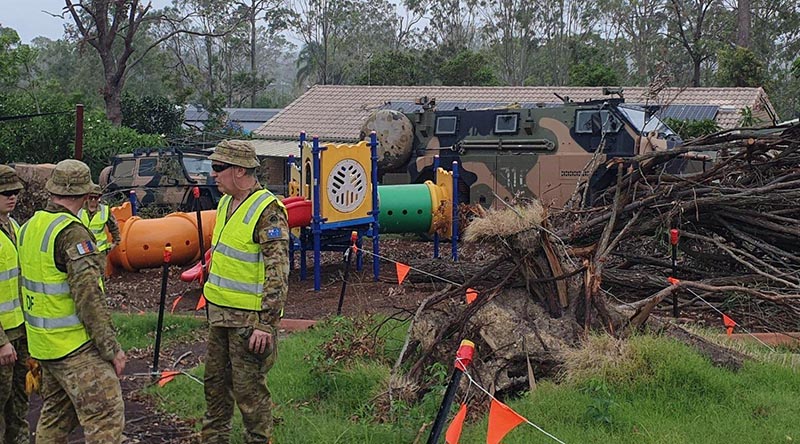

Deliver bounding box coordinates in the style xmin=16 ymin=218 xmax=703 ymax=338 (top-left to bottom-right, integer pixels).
xmin=99 ymin=147 xmax=221 ymax=211
xmin=363 ymin=91 xmax=682 ymax=208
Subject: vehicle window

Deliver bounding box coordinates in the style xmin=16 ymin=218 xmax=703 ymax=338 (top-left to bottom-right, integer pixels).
xmin=435 ymin=116 xmax=458 ymax=135
xmin=575 ymin=110 xmax=596 ymax=134
xmin=138 ymin=158 xmax=157 ymax=176
xmin=113 ymin=159 xmax=135 ymax=178
xmin=575 ymin=110 xmax=622 ymax=134
xmin=183 ymin=157 xmax=212 ymax=175
xmin=494 ymin=114 xmax=518 ymax=134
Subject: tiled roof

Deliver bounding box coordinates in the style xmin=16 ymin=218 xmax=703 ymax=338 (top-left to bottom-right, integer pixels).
xmin=250 ymin=139 xmax=301 ymax=158
xmin=254 ymin=86 xmax=778 ymax=140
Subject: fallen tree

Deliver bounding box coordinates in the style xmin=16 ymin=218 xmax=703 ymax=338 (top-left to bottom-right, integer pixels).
xmin=388 ymin=123 xmax=800 ymax=402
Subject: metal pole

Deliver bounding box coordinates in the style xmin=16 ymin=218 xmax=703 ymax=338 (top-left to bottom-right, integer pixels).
xmin=129 ymin=190 xmax=138 ymax=216
xmin=451 ymin=162 xmax=459 ymax=262
xmin=370 ymin=132 xmax=380 ymax=282
xmin=427 ymin=340 xmax=475 ymax=444
xmin=433 ymin=155 xmax=440 ymax=259
xmin=312 ymin=136 xmax=322 ymax=291
xmin=193 ymin=187 xmax=208 ymax=284
xmin=670 ymin=228 xmax=680 ymax=317
xmin=74 ymin=104 xmax=84 ymax=160
xmin=337 ymin=231 xmax=358 ymax=316
xmin=152 ymin=246 xmax=172 ymax=376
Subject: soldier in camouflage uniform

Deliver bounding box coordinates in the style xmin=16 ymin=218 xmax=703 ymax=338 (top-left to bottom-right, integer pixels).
xmin=17 ymin=160 xmax=126 ymax=444
xmin=78 ymin=184 xmax=121 ymax=269
xmin=0 ymin=165 xmax=29 ymax=444
xmin=202 ymin=140 xmax=288 ymax=444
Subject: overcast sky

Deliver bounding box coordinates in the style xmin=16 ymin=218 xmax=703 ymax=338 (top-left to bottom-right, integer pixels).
xmin=1 ymin=0 xmax=171 ymax=43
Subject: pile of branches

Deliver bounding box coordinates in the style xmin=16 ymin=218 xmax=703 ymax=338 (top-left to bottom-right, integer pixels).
xmin=389 ymin=124 xmax=800 ymax=401
xmin=556 ymin=124 xmax=800 ymax=331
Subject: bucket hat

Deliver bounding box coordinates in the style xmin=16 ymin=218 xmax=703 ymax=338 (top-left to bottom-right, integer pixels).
xmin=209 ymin=140 xmax=260 ymax=168
xmin=0 ymin=165 xmax=23 ymax=193
xmin=45 ymin=159 xmax=96 ymax=196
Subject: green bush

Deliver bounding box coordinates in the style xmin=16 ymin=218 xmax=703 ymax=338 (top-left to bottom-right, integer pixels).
xmin=81 ymin=110 xmax=166 ymax=179
xmin=663 ymin=118 xmax=720 ymax=140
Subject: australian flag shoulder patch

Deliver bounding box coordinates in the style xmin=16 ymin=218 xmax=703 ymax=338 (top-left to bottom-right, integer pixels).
xmin=267 ymin=227 xmax=282 ymax=239
xmin=75 ymin=240 xmax=96 ymax=256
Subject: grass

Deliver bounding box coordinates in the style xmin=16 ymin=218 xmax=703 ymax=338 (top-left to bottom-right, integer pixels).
xmin=132 ymin=317 xmax=800 ymax=444
xmin=113 ymin=312 xmax=206 ymax=351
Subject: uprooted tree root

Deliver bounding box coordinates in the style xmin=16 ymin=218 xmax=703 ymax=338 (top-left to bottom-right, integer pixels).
xmin=382 ymin=124 xmax=800 ymax=407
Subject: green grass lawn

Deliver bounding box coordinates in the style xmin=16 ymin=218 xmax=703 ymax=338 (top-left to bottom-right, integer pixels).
xmin=133 ymin=317 xmax=800 ymax=443
xmin=113 ymin=312 xmax=206 ymax=350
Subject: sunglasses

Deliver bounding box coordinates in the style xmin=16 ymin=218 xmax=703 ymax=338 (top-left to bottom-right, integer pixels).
xmin=0 ymin=190 xmax=20 ymax=197
xmin=211 ymin=163 xmax=233 ymax=173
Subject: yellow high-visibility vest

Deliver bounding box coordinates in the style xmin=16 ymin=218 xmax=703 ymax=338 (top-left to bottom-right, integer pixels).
xmin=204 ymin=190 xmax=285 ymax=310
xmin=78 ymin=205 xmax=111 ymax=252
xmin=18 ymin=211 xmax=91 ymax=360
xmin=0 ymin=218 xmax=22 ymax=331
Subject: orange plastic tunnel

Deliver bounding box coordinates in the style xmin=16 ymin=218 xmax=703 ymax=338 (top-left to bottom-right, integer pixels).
xmin=108 ymin=198 xmax=313 ymax=273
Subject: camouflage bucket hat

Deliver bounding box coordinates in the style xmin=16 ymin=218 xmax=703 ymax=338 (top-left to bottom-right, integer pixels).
xmin=209 ymin=140 xmax=260 ymax=168
xmin=0 ymin=165 xmax=23 ymax=193
xmin=90 ymin=184 xmax=102 ymax=196
xmin=45 ymin=159 xmax=96 ymax=196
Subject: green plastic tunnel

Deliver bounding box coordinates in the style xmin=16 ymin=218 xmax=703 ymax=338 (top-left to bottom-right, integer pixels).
xmin=378 ymin=184 xmax=433 ymax=234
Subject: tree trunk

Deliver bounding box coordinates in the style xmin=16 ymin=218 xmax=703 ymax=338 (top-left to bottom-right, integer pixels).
xmin=250 ymin=0 xmax=257 ymax=108
xmin=692 ymin=55 xmax=702 ymax=86
xmin=103 ymin=77 xmax=124 ymax=126
xmin=736 ymin=0 xmax=751 ymax=48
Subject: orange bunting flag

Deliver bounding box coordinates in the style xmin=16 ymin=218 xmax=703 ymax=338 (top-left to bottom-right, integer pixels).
xmin=170 ymin=295 xmax=183 ymax=314
xmin=445 ymin=403 xmax=468 ymax=444
xmin=486 ymin=399 xmax=526 ymax=444
xmin=158 ymin=371 xmax=180 ymax=387
xmin=466 ymin=288 xmax=479 ymax=304
xmin=196 ymin=295 xmax=207 ymax=311
xmin=667 ymin=277 xmax=680 ymax=286
xmin=396 ymin=263 xmax=411 ymax=285
xmin=722 ymin=314 xmax=736 ymax=336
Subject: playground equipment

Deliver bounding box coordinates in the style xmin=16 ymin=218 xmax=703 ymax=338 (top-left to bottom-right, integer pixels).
xmin=107 ymin=196 xmax=313 ymax=274
xmin=288 ymin=132 xmax=459 ymax=290
xmin=107 ymin=201 xmax=215 ymax=272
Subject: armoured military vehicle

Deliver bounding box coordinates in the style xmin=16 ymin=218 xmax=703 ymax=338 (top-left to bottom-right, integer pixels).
xmin=362 ymin=91 xmax=682 ymax=208
xmin=100 ymin=147 xmax=220 ymax=211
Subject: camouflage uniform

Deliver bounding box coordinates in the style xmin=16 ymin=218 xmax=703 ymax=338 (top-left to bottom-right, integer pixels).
xmin=0 ymin=165 xmax=29 ymax=444
xmin=20 ymin=161 xmax=124 ymax=444
xmin=202 ymin=141 xmax=289 ymax=444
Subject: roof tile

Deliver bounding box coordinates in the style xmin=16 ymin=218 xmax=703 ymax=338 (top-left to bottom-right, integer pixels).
xmin=255 ymin=86 xmax=777 ymax=140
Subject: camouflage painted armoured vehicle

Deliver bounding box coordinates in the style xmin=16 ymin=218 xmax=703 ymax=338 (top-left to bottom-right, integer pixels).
xmin=362 ymin=91 xmax=682 ymax=208
xmin=99 ymin=147 xmax=221 ymax=211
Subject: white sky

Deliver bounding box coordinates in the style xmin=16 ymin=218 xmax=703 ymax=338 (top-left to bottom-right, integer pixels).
xmin=0 ymin=0 xmax=172 ymax=43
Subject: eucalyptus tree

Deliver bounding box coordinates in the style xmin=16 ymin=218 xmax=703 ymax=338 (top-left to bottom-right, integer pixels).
xmin=664 ymin=0 xmax=729 ymax=86
xmin=64 ymin=0 xmax=241 ymax=124
xmin=288 ymin=0 xmax=397 ymax=85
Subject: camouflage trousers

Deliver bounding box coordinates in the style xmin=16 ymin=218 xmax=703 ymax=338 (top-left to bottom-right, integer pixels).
xmin=0 ymin=336 xmax=30 ymax=444
xmin=36 ymin=346 xmax=124 ymax=444
xmin=201 ymin=326 xmax=276 ymax=444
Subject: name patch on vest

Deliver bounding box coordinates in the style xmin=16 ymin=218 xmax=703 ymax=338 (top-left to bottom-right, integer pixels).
xmin=267 ymin=227 xmax=282 ymax=239
xmin=75 ymin=240 xmax=96 ymax=256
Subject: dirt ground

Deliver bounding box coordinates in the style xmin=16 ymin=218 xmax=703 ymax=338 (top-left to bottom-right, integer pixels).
xmin=27 ymin=237 xmax=452 ymax=443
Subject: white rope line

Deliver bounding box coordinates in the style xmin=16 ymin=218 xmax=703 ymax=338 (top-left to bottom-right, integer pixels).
xmin=455 ymin=358 xmax=568 ymax=444
xmin=682 ymin=286 xmax=776 ymax=352
xmin=355 ymin=247 xmax=464 ymax=287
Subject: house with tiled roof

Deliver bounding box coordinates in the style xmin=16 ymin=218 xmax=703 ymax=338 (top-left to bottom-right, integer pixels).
xmin=249 ymin=85 xmax=778 ymax=157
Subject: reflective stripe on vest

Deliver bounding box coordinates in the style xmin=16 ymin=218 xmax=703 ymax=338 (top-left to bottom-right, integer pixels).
xmin=78 ymin=205 xmax=110 ymax=252
xmin=19 ymin=211 xmax=91 ymax=360
xmin=203 ymin=190 xmax=285 ymax=311
xmin=0 ymin=217 xmax=22 ymax=330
